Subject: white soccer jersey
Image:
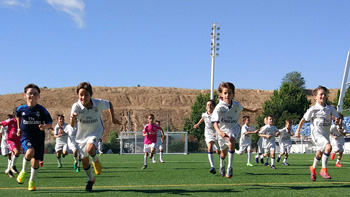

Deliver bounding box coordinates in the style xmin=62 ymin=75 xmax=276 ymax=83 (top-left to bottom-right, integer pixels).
xmin=259 ymin=124 xmax=279 ymax=148
xmin=240 ymin=124 xmax=255 ymax=146
xmin=54 ymin=123 xmax=70 ymax=144
xmin=303 ymin=103 xmax=339 ymax=138
xmin=279 ymin=127 xmax=292 ymax=140
xmin=70 ymin=98 xmax=110 ymax=144
xmin=330 ymin=123 xmax=346 ymax=140
xmin=211 ymin=99 xmax=243 ymax=137
xmin=330 ymin=123 xmax=346 ymax=152
xmin=202 ymin=112 xmax=215 ymax=136
xmin=0 ymin=126 xmax=8 ymax=148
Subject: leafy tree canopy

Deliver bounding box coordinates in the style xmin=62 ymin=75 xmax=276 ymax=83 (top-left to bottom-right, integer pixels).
xmin=281 ymin=71 xmax=306 ymax=89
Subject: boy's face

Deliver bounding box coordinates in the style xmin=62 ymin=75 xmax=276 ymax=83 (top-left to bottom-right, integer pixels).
xmin=285 ymin=122 xmax=291 ymax=130
xmin=155 ymin=122 xmax=160 ymax=126
xmin=24 ymin=88 xmax=40 ymax=105
xmin=244 ymin=118 xmax=250 ymax=125
xmin=267 ymin=116 xmax=273 ymax=125
xmin=206 ymin=101 xmax=215 ymax=113
xmin=78 ymin=88 xmax=92 ymax=107
xmin=315 ymin=89 xmax=327 ymax=105
xmin=57 ymin=116 xmax=65 ymax=125
xmin=220 ymin=87 xmax=234 ymax=104
xmin=148 ymin=116 xmax=154 ymax=124
xmin=334 ymin=117 xmax=342 ymax=125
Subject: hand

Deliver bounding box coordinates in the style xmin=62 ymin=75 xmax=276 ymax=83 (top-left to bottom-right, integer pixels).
xmin=38 ymin=124 xmax=45 ymax=131
xmin=17 ymin=129 xmax=21 ymax=136
xmin=193 ymin=124 xmax=198 ymax=129
xmin=295 ymin=131 xmax=300 ymax=138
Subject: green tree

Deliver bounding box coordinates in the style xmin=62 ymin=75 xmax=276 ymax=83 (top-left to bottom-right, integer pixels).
xmin=281 ymin=71 xmax=306 ymax=89
xmin=103 ymin=131 xmax=120 ymax=154
xmin=183 ymin=92 xmax=218 ymax=144
xmin=257 ymin=82 xmax=311 ymax=128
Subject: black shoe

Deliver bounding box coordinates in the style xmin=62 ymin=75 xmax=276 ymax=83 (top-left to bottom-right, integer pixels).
xmin=11 ymin=166 xmax=19 ymax=174
xmin=141 ymin=165 xmax=147 ymax=169
xmin=219 ymin=167 xmax=225 ymax=177
xmin=271 ymin=165 xmax=277 ymax=170
xmin=85 ymin=178 xmax=95 ymax=192
xmin=276 ymin=157 xmax=280 ymax=163
xmin=260 ymin=158 xmax=264 ymax=164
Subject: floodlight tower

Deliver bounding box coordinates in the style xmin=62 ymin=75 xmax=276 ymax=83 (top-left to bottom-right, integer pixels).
xmin=337 ymin=50 xmax=350 ymax=112
xmin=210 ymin=23 xmax=220 ymax=100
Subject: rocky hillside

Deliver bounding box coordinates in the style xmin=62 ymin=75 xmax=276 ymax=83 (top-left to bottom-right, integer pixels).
xmin=0 ymin=87 xmax=338 ymax=141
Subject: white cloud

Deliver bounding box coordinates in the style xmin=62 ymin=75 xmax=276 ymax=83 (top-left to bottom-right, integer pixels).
xmin=0 ymin=0 xmax=31 ymax=8
xmin=46 ymin=0 xmax=85 ymax=28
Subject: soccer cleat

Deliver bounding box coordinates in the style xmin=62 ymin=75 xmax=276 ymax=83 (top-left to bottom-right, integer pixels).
xmin=260 ymin=158 xmax=264 ymax=164
xmin=99 ymin=152 xmax=103 ymax=156
xmin=336 ymin=163 xmax=343 ymax=168
xmin=255 ymin=157 xmax=259 ymax=163
xmin=28 ymin=181 xmax=36 ymax=191
xmin=58 ymin=164 xmax=62 ymax=168
xmin=160 ymin=159 xmax=164 ymax=163
xmin=62 ymin=154 xmax=65 ymax=158
xmin=85 ymin=178 xmax=95 ymax=192
xmin=247 ymin=163 xmax=253 ymax=167
xmin=226 ymin=167 xmax=233 ymax=178
xmin=331 ymin=153 xmax=335 ymax=161
xmin=282 ymin=162 xmax=289 ymax=166
xmin=320 ymin=168 xmax=331 ymax=179
xmin=271 ymin=165 xmax=277 ymax=170
xmin=141 ymin=165 xmax=147 ymax=169
xmin=309 ymin=166 xmax=317 ymax=181
xmin=209 ymin=167 xmax=216 ymax=174
xmin=92 ymin=159 xmax=102 ymax=175
xmin=39 ymin=161 xmax=43 ymax=167
xmin=276 ymin=157 xmax=281 ymax=163
xmin=265 ymin=163 xmax=270 ymax=167
xmin=74 ymin=161 xmax=78 ymax=170
xmin=5 ymin=169 xmax=14 ymax=178
xmin=11 ymin=166 xmax=19 ymax=174
xmin=152 ymin=159 xmax=156 ymax=163
xmin=76 ymin=166 xmax=81 ymax=172
xmin=17 ymin=171 xmax=27 ymax=184
xmin=219 ymin=167 xmax=225 ymax=177
xmin=149 ymin=153 xmax=153 ymax=159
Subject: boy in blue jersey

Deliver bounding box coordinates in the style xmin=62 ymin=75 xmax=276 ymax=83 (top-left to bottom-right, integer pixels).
xmin=16 ymin=84 xmax=53 ymax=191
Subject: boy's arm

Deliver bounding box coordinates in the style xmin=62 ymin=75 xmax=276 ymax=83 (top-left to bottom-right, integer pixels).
xmin=243 ymin=107 xmax=260 ymax=112
xmin=160 ymin=128 xmax=165 ymax=143
xmin=39 ymin=123 xmax=52 ymax=131
xmin=109 ymin=102 xmax=121 ymax=125
xmin=16 ymin=117 xmax=22 ymax=136
xmin=214 ymin=122 xmax=227 ymax=138
xmin=193 ymin=118 xmax=204 ymax=129
xmin=295 ymin=118 xmax=305 ymax=138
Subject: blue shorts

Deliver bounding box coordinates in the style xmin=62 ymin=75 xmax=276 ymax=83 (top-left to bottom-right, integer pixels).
xmin=21 ymin=138 xmax=45 ymax=161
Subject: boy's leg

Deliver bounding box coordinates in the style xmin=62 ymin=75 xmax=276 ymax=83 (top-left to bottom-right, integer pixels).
xmin=82 ymin=157 xmax=95 ymax=191
xmin=270 ymin=151 xmax=276 ymax=169
xmin=226 ymin=138 xmax=235 ymax=178
xmin=17 ymin=148 xmax=34 ymax=184
xmin=28 ymin=159 xmax=40 ymax=191
xmin=56 ymin=150 xmax=62 ymax=168
xmin=207 ymin=142 xmax=215 ymax=172
xmin=11 ymin=147 xmax=20 ymax=173
xmin=87 ymin=143 xmax=102 ymax=175
xmin=336 ymin=151 xmax=344 ymax=167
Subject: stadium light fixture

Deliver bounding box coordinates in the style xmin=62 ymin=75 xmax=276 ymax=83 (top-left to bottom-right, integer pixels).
xmin=210 ymin=23 xmax=220 ymax=100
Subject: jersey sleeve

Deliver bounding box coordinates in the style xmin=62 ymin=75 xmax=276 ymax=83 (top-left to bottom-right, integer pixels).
xmin=331 ymin=106 xmax=339 ymax=118
xmin=211 ymin=106 xmax=220 ymax=123
xmin=142 ymin=125 xmax=148 ymax=134
xmin=54 ymin=125 xmax=59 ymax=135
xmin=303 ymin=107 xmax=313 ymax=122
xmin=97 ymin=99 xmax=111 ymax=111
xmin=70 ymin=103 xmax=80 ymax=118
xmin=259 ymin=125 xmax=267 ymax=134
xmin=42 ymin=106 xmax=53 ymax=124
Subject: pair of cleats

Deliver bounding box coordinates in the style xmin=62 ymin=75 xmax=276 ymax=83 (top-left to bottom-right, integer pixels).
xmin=209 ymin=167 xmax=216 ymax=174
xmin=247 ymin=163 xmax=253 ymax=167
xmin=219 ymin=167 xmax=233 ymax=178
xmin=85 ymin=178 xmax=96 ymax=192
xmin=309 ymin=166 xmax=331 ymax=181
xmin=92 ymin=159 xmax=102 ymax=175
xmin=17 ymin=171 xmax=36 ymax=191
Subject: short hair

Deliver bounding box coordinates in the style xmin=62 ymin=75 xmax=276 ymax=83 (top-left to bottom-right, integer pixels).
xmin=313 ymin=85 xmax=329 ymax=96
xmin=338 ymin=112 xmax=344 ymax=120
xmin=148 ymin=114 xmax=154 ymax=119
xmin=207 ymin=99 xmax=216 ymax=106
xmin=13 ymin=107 xmax=17 ymax=117
xmin=243 ymin=115 xmax=250 ymax=122
xmin=266 ymin=115 xmax=273 ymax=119
xmin=285 ymin=119 xmax=292 ymax=124
xmin=77 ymin=82 xmax=93 ymax=95
xmin=218 ymin=82 xmax=235 ymax=98
xmin=7 ymin=114 xmax=13 ymax=119
xmin=24 ymin=83 xmax=40 ymax=94
xmin=57 ymin=114 xmax=65 ymax=119
xmin=155 ymin=120 xmax=160 ymax=124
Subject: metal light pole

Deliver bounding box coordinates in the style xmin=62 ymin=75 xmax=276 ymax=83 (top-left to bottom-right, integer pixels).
xmin=337 ymin=50 xmax=350 ymax=112
xmin=210 ymin=23 xmax=220 ymax=100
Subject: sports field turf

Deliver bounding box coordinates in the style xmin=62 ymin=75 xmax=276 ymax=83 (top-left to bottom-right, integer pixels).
xmin=0 ymin=153 xmax=349 ymax=196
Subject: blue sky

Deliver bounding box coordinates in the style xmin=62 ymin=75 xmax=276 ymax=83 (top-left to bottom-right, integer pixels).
xmin=1 ymin=0 xmax=350 ymax=95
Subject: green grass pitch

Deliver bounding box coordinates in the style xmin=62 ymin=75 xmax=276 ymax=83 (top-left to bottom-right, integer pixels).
xmin=0 ymin=153 xmax=349 ymax=196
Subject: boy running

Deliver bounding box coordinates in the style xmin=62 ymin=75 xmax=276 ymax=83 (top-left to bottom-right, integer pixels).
xmin=67 ymin=124 xmax=81 ymax=172
xmin=329 ymin=113 xmax=346 ymax=167
xmin=70 ymin=82 xmax=121 ymax=191
xmin=276 ymin=119 xmax=294 ymax=166
xmin=54 ymin=114 xmax=69 ymax=168
xmin=236 ymin=116 xmax=258 ymax=166
xmin=296 ymin=86 xmax=339 ymax=181
xmin=153 ymin=120 xmax=165 ymax=163
xmin=259 ymin=115 xmax=279 ymax=169
xmin=16 ymin=83 xmax=53 ymax=191
xmin=0 ymin=125 xmax=13 ymax=178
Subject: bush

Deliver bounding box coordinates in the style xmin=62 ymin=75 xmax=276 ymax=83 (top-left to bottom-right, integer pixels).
xmin=103 ymin=131 xmax=120 ymax=154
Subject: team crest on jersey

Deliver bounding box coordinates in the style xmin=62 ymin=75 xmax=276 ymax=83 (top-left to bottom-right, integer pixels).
xmin=36 ymin=111 xmax=40 ymax=117
xmin=27 ymin=142 xmax=32 ymax=147
xmin=22 ymin=112 xmax=25 ymax=116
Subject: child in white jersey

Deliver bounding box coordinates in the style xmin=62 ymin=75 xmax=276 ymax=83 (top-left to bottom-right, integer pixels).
xmin=153 ymin=120 xmax=165 ymax=163
xmin=70 ymin=82 xmax=121 ymax=191
xmin=67 ymin=124 xmax=81 ymax=172
xmin=259 ymin=115 xmax=279 ymax=169
xmin=276 ymin=119 xmax=293 ymax=166
xmin=255 ymin=117 xmax=267 ymax=164
xmin=194 ymin=99 xmax=220 ymax=174
xmin=54 ymin=114 xmax=69 ymax=168
xmin=329 ymin=113 xmax=346 ymax=167
xmin=296 ymin=86 xmax=338 ymax=181
xmin=211 ymin=82 xmax=258 ymax=178
xmin=236 ymin=116 xmax=258 ymax=166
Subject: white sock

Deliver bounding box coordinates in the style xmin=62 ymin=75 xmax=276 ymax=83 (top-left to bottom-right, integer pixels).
xmin=12 ymin=155 xmax=18 ymax=168
xmin=220 ymin=157 xmax=225 ymax=168
xmin=266 ymin=156 xmax=269 ymax=163
xmin=322 ymin=153 xmax=329 ymax=168
xmin=57 ymin=157 xmax=62 ymax=165
xmin=29 ymin=167 xmax=39 ymax=182
xmin=283 ymin=158 xmax=287 ymax=163
xmin=208 ymin=152 xmax=214 ymax=168
xmin=74 ymin=156 xmax=78 ymax=162
xmin=7 ymin=158 xmax=11 ymax=170
xmin=255 ymin=154 xmax=259 ymax=158
xmin=152 ymin=154 xmax=156 ymax=162
xmin=227 ymin=151 xmax=234 ymax=169
xmin=144 ymin=155 xmax=148 ymax=165
xmin=312 ymin=156 xmax=320 ymax=169
xmin=84 ymin=165 xmax=94 ymax=182
xmin=271 ymin=157 xmax=275 ymax=165
xmin=336 ymin=158 xmax=340 ymax=164
xmin=260 ymin=154 xmax=264 ymax=159
xmin=247 ymin=152 xmax=251 ymax=163
xmin=22 ymin=157 xmax=31 ymax=172
xmin=160 ymin=151 xmax=163 ymax=160
xmin=91 ymin=154 xmax=98 ymax=163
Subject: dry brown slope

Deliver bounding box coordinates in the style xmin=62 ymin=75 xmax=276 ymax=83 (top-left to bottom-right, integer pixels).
xmin=0 ymin=87 xmax=338 ymax=141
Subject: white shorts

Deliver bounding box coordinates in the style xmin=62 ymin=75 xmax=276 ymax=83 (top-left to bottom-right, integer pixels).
xmin=77 ymin=136 xmax=99 ymax=159
xmin=330 ymin=137 xmax=345 ymax=152
xmin=144 ymin=143 xmax=157 ymax=153
xmin=218 ymin=131 xmax=239 ymax=151
xmin=279 ymin=139 xmax=292 ymax=154
xmin=205 ymin=133 xmax=218 ymax=145
xmin=1 ymin=144 xmax=10 ymax=156
xmin=311 ymin=132 xmax=329 ymax=152
xmin=68 ymin=136 xmax=79 ymax=152
xmin=156 ymin=137 xmax=164 ymax=150
xmin=238 ymin=144 xmax=251 ymax=154
xmin=257 ymin=138 xmax=263 ymax=154
xmin=55 ymin=142 xmax=68 ymax=152
xmin=263 ymin=143 xmax=276 ymax=154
